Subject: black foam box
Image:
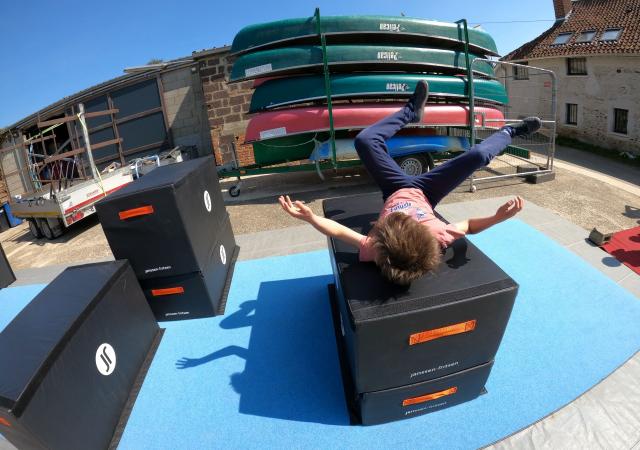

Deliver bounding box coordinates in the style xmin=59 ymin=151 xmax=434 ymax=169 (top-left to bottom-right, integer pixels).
xmin=323 ymin=193 xmax=517 ymax=393
xmin=0 ymin=261 xmax=159 ymax=450
xmin=96 ymin=156 xmax=227 ymax=280
xmin=0 ymin=243 xmax=15 ymax=288
xmin=139 ymin=213 xmax=238 ymax=321
xmin=329 ymin=285 xmax=492 ymax=425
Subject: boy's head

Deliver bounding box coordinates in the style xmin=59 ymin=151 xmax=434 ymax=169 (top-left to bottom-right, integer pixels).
xmin=370 ymin=212 xmax=441 ymax=286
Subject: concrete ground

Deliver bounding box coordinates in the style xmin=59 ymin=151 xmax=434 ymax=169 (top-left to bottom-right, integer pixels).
xmin=1 ymin=148 xmax=639 ymax=449
xmin=2 ymin=145 xmax=638 ymax=274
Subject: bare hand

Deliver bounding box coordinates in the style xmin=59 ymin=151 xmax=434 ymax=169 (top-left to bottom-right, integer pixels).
xmin=278 ymin=195 xmax=315 ymax=222
xmin=496 ymin=196 xmax=524 ymax=220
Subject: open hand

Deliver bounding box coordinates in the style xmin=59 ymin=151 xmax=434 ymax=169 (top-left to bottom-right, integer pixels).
xmin=496 ymin=196 xmax=524 ymax=220
xmin=278 ymin=195 xmax=315 ymax=222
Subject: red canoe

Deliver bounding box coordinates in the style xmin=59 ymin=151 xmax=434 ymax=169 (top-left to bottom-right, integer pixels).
xmin=245 ymin=104 xmax=505 ymax=142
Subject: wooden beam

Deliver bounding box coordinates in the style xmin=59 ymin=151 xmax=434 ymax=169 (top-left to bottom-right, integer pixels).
xmin=42 ymin=138 xmax=122 ymax=165
xmin=36 ymin=109 xmax=119 ymax=128
xmin=0 ymin=135 xmax=55 ymax=154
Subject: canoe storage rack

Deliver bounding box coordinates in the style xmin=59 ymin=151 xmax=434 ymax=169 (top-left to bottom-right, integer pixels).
xmin=221 ymin=9 xmax=556 ymax=197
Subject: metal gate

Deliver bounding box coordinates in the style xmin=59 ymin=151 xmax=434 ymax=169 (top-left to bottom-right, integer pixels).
xmin=462 ymin=59 xmax=557 ymax=192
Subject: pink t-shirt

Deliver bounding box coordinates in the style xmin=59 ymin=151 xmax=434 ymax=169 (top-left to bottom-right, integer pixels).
xmin=359 ymin=188 xmax=465 ymax=262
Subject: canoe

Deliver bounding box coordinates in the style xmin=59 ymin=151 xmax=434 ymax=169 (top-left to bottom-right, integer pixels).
xmin=230 ymin=45 xmax=494 ymax=82
xmin=250 ymin=129 xmax=438 ymax=165
xmin=308 ymin=136 xmax=471 ymax=161
xmin=252 ymin=132 xmax=329 ymax=165
xmin=231 ymin=15 xmax=499 ymax=57
xmin=245 ymin=103 xmax=505 ymax=143
xmin=249 ymin=74 xmax=508 ymax=112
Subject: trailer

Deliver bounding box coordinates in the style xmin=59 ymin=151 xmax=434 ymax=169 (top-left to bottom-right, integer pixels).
xmin=0 ymin=104 xmax=134 ymax=239
xmin=12 ymin=168 xmax=132 ymax=239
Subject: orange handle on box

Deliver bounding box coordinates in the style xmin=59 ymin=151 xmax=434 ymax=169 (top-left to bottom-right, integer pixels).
xmin=402 ymin=386 xmax=458 ymax=407
xmin=409 ymin=320 xmax=477 ymax=346
xmin=0 ymin=417 xmax=11 ymax=427
xmin=119 ymin=205 xmax=154 ymax=220
xmin=151 ymin=287 xmax=185 ymax=297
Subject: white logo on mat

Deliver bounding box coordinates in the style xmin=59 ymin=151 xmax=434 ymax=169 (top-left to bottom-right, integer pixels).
xmin=95 ymin=343 xmax=116 ymax=376
xmin=220 ymin=244 xmax=227 ymax=265
xmin=204 ymin=190 xmax=212 ymax=212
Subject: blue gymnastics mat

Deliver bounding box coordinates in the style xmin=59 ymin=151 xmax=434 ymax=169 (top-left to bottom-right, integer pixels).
xmin=2 ymin=220 xmax=640 ymax=449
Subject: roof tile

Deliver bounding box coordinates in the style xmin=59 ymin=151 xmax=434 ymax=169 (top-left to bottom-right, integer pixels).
xmin=503 ymin=0 xmax=640 ymax=60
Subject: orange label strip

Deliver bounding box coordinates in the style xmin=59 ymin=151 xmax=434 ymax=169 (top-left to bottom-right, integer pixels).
xmin=0 ymin=417 xmax=11 ymax=427
xmin=151 ymin=287 xmax=185 ymax=297
xmin=409 ymin=320 xmax=477 ymax=346
xmin=402 ymin=387 xmax=458 ymax=407
xmin=119 ymin=205 xmax=154 ymax=220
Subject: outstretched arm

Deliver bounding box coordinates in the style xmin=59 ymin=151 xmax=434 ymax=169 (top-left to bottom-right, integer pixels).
xmin=278 ymin=195 xmax=365 ymax=248
xmin=454 ymin=196 xmax=524 ymax=234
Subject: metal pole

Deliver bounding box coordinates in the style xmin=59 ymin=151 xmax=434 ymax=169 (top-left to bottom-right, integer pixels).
xmin=315 ymin=8 xmax=337 ymax=169
xmin=548 ymin=70 xmax=557 ymax=171
xmin=455 ymin=19 xmax=476 ymax=192
xmin=78 ymin=103 xmax=99 ymax=180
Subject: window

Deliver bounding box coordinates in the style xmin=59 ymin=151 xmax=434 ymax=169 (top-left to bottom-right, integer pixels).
xmin=567 ymin=57 xmax=587 ymax=75
xmin=566 ymin=104 xmax=578 ymax=125
xmin=552 ymin=33 xmax=573 ymax=45
xmin=576 ymin=31 xmax=596 ymax=43
xmin=601 ymin=28 xmax=622 ymax=41
xmin=613 ymin=108 xmax=628 ymax=134
xmin=514 ymin=62 xmax=529 ymax=80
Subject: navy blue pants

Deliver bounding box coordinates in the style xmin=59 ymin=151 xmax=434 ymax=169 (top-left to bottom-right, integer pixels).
xmin=354 ymin=105 xmax=512 ymax=206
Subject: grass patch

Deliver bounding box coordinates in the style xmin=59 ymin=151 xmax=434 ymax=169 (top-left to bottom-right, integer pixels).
xmin=556 ymin=136 xmax=640 ymax=168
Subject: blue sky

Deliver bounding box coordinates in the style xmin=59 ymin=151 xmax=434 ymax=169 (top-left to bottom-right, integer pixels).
xmin=0 ymin=0 xmax=556 ymax=128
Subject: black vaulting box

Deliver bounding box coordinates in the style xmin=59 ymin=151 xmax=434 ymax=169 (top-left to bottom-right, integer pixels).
xmin=96 ymin=156 xmax=226 ymax=280
xmin=139 ymin=212 xmax=238 ymax=320
xmin=0 ymin=261 xmax=159 ymax=450
xmin=329 ymin=286 xmax=492 ymax=425
xmin=0 ymin=243 xmax=15 ymax=288
xmin=323 ymin=193 xmax=517 ymax=395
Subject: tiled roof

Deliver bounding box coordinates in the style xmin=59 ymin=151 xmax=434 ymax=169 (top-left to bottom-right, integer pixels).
xmin=503 ymin=0 xmax=640 ymax=61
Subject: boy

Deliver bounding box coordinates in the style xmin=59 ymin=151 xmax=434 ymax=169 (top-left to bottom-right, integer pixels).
xmin=279 ymin=81 xmax=540 ymax=285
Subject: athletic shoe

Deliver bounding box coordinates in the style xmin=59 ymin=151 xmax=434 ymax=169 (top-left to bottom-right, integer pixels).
xmin=509 ymin=117 xmax=542 ymax=137
xmin=407 ymin=81 xmax=429 ymax=123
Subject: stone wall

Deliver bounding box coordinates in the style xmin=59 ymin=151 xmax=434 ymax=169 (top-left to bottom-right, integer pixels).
xmin=161 ymin=66 xmax=213 ymax=156
xmin=505 ymin=55 xmax=640 ymax=154
xmin=196 ymin=48 xmax=256 ymax=167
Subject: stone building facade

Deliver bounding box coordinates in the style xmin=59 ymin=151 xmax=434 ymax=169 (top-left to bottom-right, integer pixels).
xmin=503 ymin=0 xmax=640 ymax=154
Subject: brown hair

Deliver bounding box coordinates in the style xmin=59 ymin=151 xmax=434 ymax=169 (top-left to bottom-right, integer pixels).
xmin=370 ymin=212 xmax=442 ymax=285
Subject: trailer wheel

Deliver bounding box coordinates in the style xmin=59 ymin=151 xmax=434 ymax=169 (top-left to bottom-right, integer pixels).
xmin=28 ymin=220 xmax=43 ymax=239
xmin=229 ymin=185 xmax=241 ymax=197
xmin=38 ymin=219 xmax=55 ymax=240
xmin=395 ymin=154 xmax=434 ymax=176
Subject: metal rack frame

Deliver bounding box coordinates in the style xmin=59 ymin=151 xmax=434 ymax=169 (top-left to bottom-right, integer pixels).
xmin=220 ymin=11 xmax=556 ymax=197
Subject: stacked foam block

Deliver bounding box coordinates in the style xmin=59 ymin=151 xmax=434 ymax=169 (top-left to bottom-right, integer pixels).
xmin=0 ymin=261 xmax=159 ymax=449
xmin=97 ymin=156 xmax=238 ymax=321
xmin=0 ymin=243 xmax=15 ymax=288
xmin=324 ymin=193 xmax=517 ymax=425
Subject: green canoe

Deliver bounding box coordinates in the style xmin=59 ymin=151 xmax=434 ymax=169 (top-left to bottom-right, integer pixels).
xmin=231 ymin=15 xmax=499 ymax=57
xmin=249 ymin=74 xmax=507 ymax=112
xmin=251 ymin=132 xmax=331 ymax=165
xmin=230 ymin=45 xmax=494 ymax=82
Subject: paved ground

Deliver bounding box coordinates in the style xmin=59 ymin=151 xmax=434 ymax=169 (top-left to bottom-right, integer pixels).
xmin=1 ymin=148 xmax=639 ymax=450
xmin=2 ymin=146 xmax=638 ymax=272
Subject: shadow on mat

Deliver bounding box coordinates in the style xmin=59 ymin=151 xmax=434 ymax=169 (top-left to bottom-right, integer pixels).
xmin=176 ymin=275 xmax=349 ymax=425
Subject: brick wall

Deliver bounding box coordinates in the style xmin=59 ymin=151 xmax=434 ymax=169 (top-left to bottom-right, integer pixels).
xmin=196 ymin=49 xmax=256 ymax=167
